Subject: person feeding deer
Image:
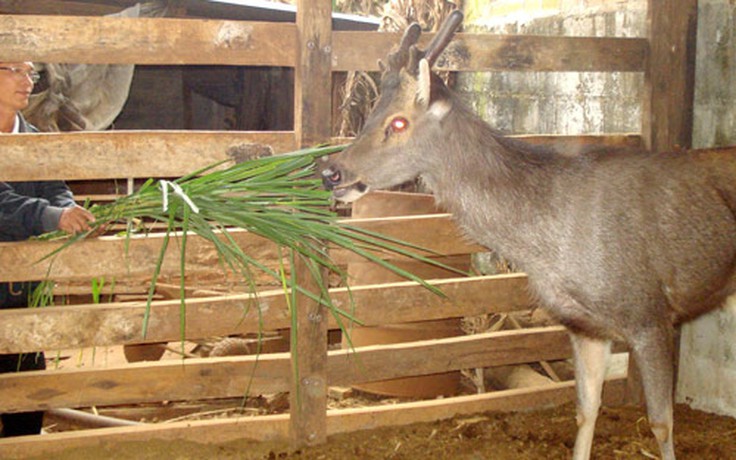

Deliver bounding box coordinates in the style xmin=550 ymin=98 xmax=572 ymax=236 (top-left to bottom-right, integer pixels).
xmin=0 ymin=61 xmax=95 ymax=437
xmin=322 ymin=11 xmax=736 ymax=460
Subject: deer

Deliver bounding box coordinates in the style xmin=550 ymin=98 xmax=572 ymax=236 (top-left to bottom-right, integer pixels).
xmin=321 ymin=10 xmax=736 ymax=460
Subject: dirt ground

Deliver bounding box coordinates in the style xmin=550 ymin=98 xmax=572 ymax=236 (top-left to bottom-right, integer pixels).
xmin=15 ymin=342 xmax=733 ymax=460
xmin=32 ymin=401 xmax=736 ymax=460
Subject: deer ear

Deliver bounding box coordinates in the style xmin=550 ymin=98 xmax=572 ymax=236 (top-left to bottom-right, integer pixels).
xmin=416 ymin=58 xmax=431 ymax=109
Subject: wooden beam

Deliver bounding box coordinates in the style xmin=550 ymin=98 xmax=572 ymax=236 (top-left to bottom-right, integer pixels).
xmin=331 ymin=214 xmax=484 ymax=263
xmin=289 ymin=254 xmax=329 ymax=447
xmin=0 ymin=0 xmax=123 ymax=16
xmin=327 ymin=377 xmax=626 ymax=434
xmin=328 ymin=326 xmax=573 ymax=387
xmin=0 ymin=275 xmax=530 ymax=352
xmin=331 ymin=134 xmax=644 ymax=155
xmin=333 ymin=32 xmax=648 ymax=72
xmin=0 ymin=229 xmax=278 ymax=283
xmin=0 ymin=16 xmax=646 ymax=72
xmin=0 ymin=377 xmax=627 ymax=459
xmin=0 ymin=214 xmax=482 ymax=283
xmin=0 ymin=326 xmax=568 ymax=413
xmin=290 ymin=0 xmax=333 ymax=443
xmin=0 ymin=131 xmax=297 ymax=181
xmin=642 ymin=0 xmax=698 ymax=152
xmin=0 ymin=14 xmax=296 ymax=65
xmin=0 ymin=133 xmax=639 ymax=183
xmin=0 ymin=353 xmax=290 ymax=413
xmin=513 ymin=134 xmax=644 ymax=151
xmin=294 ymin=0 xmax=333 ymax=147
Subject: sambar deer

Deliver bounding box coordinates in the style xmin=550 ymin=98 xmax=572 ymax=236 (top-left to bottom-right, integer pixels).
xmin=322 ymin=10 xmax=736 ymax=460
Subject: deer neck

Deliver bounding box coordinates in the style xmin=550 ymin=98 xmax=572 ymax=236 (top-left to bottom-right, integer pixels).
xmin=419 ymin=110 xmax=561 ymax=263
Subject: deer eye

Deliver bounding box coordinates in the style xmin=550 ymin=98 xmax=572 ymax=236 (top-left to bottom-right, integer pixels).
xmin=387 ymin=117 xmax=409 ymax=134
xmin=385 ymin=117 xmax=409 ymax=138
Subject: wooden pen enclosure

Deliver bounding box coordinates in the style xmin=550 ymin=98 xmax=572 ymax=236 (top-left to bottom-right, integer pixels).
xmin=0 ymin=0 xmax=711 ymax=457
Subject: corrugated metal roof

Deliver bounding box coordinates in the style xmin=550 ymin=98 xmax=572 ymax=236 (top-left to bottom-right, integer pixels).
xmin=184 ymin=0 xmax=380 ymax=30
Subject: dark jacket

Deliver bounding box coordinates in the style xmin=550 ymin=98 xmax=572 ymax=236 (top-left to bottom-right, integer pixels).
xmin=1 ymin=114 xmax=76 ymax=307
xmin=0 ymin=115 xmax=75 ymax=242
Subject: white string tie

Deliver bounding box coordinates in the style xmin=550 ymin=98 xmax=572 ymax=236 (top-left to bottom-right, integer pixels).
xmin=160 ymin=180 xmax=200 ymax=214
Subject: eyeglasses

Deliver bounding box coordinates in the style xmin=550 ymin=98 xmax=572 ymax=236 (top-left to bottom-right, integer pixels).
xmin=0 ymin=66 xmax=41 ymax=83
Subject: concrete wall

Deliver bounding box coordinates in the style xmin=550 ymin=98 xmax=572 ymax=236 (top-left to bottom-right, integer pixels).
xmin=460 ymin=0 xmax=736 ymax=416
xmin=677 ymin=0 xmax=736 ymax=417
xmin=457 ymin=0 xmax=646 ymax=136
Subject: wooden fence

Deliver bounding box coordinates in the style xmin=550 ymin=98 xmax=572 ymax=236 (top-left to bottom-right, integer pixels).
xmin=0 ymin=0 xmax=698 ymax=457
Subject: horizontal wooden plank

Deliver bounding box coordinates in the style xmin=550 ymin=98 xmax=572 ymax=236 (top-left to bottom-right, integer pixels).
xmin=0 ymin=214 xmax=482 ymax=283
xmin=333 ymin=32 xmax=648 ymax=72
xmin=332 ymin=134 xmax=643 ymax=154
xmin=0 ymin=353 xmax=290 ymax=413
xmin=332 ymin=214 xmax=485 ymax=263
xmin=327 ymin=326 xmax=572 ymax=388
xmin=0 ymin=229 xmax=277 ymax=283
xmin=0 ymin=377 xmax=626 ymax=458
xmin=514 ymin=133 xmax=644 ymax=151
xmin=0 ymin=133 xmax=639 ymax=182
xmin=0 ymin=131 xmax=297 ymax=181
xmin=327 ymin=376 xmax=626 ymax=434
xmin=0 ymin=1 xmax=122 ymax=16
xmin=0 ymin=15 xmax=296 ymax=65
xmin=0 ymin=274 xmax=530 ymax=352
xmin=0 ymin=326 xmax=566 ymax=413
xmin=0 ymin=15 xmax=646 ymax=73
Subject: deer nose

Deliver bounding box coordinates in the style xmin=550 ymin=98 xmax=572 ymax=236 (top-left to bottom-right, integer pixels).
xmin=321 ymin=167 xmax=342 ymax=190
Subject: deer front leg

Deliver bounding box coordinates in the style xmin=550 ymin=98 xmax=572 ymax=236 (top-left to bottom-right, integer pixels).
xmin=629 ymin=326 xmax=676 ymax=460
xmin=570 ymin=333 xmax=612 ymax=460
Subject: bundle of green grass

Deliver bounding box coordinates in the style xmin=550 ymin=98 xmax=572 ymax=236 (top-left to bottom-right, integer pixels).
xmin=43 ymin=145 xmax=446 ymax=334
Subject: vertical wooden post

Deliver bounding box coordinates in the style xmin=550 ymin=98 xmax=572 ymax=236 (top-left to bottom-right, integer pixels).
xmin=295 ymin=0 xmax=333 ymax=147
xmin=642 ymin=0 xmax=698 ymax=153
xmin=629 ymin=0 xmax=698 ymax=405
xmin=289 ymin=255 xmax=329 ymax=447
xmin=291 ymin=0 xmax=332 ymax=448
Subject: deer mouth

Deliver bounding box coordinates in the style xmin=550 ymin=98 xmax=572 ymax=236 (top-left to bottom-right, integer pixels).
xmin=321 ymin=165 xmax=370 ymax=202
xmin=332 ymin=180 xmax=369 ymax=203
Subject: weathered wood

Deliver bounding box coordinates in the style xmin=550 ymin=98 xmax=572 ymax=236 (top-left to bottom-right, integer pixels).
xmin=642 ymin=0 xmax=697 ymax=152
xmin=329 ymin=326 xmax=573 ymax=388
xmin=0 ymin=0 xmax=121 ymax=16
xmin=0 ymin=275 xmax=530 ymax=353
xmin=333 ymin=32 xmax=648 ymax=72
xmin=514 ymin=134 xmax=644 ymax=151
xmin=0 ymin=326 xmax=570 ymax=413
xmin=0 ymin=131 xmax=297 ymax=181
xmin=0 ymin=14 xmax=296 ymax=65
xmin=0 ymin=413 xmax=292 ymax=459
xmin=351 ymin=190 xmax=442 ymax=218
xmin=0 ymin=229 xmax=279 ymax=283
xmin=289 ymin=254 xmax=329 ymax=446
xmin=294 ymin=0 xmax=333 ymax=147
xmin=346 ymin=188 xmax=466 ymax=396
xmin=0 ymin=14 xmax=646 ymax=72
xmin=332 ymin=134 xmax=643 ymax=152
xmin=0 ymin=353 xmax=290 ymax=414
xmin=0 ymin=214 xmax=482 ymax=283
xmin=327 ymin=377 xmax=626 ymax=434
xmin=0 ymin=133 xmax=639 ymax=183
xmin=0 ymin=377 xmax=627 ymax=459
xmin=331 ymin=214 xmax=485 ymax=263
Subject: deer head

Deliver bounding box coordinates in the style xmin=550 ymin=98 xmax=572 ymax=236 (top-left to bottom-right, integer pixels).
xmin=322 ymin=11 xmax=464 ymax=202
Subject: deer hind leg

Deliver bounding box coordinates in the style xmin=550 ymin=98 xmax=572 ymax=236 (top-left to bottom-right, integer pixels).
xmin=570 ymin=333 xmax=612 ymax=460
xmin=629 ymin=326 xmax=676 ymax=460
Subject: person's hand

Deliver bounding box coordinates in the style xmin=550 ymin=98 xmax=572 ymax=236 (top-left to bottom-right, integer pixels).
xmin=58 ymin=205 xmax=96 ymax=234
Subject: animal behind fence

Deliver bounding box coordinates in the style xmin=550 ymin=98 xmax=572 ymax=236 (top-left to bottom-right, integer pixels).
xmin=321 ymin=10 xmax=736 ymax=460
